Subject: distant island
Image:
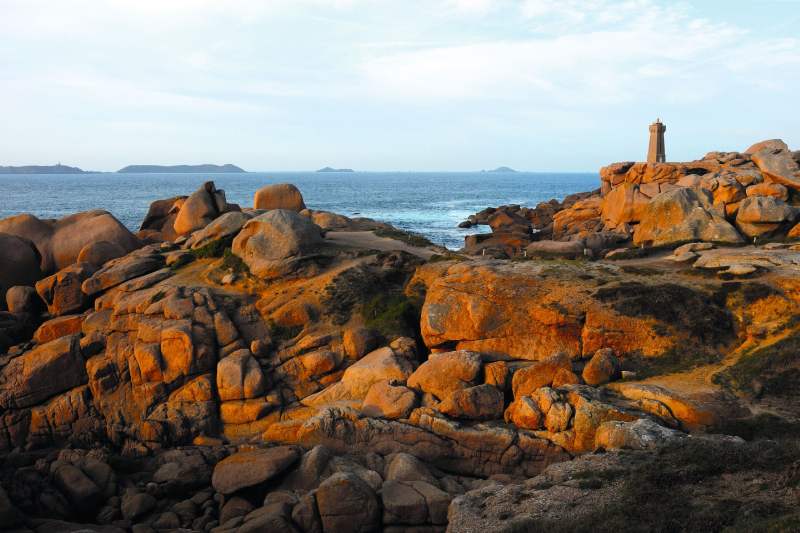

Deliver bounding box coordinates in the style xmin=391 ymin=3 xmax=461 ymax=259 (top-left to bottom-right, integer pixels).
xmin=0 ymin=164 xmax=91 ymax=174
xmin=482 ymin=166 xmax=517 ymax=173
xmin=317 ymin=167 xmax=354 ymax=173
xmin=118 ymin=164 xmax=245 ymax=173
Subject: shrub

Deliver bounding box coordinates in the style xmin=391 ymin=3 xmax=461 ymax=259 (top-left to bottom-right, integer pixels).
xmin=374 ymin=228 xmax=433 ymax=248
xmin=361 ymin=292 xmax=421 ymax=338
xmin=191 ymin=237 xmax=232 ymax=259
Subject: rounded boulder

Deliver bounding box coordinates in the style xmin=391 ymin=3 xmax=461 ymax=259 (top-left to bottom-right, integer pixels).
xmin=232 ymin=209 xmax=323 ymax=279
xmin=253 ymin=183 xmax=306 ymax=211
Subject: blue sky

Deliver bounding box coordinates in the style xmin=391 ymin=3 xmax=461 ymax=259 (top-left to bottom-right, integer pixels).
xmin=1 ymin=0 xmax=799 ymax=171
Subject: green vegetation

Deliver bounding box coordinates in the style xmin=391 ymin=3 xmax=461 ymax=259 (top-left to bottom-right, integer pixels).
xmin=531 ymin=438 xmax=800 ymax=533
xmin=190 ymin=237 xmax=230 ymax=259
xmin=321 ymin=266 xmax=376 ymax=325
xmin=374 ymin=228 xmax=433 ymax=248
xmin=625 ymin=348 xmax=724 ymax=379
xmin=361 ymin=292 xmax=421 ymax=338
xmin=221 ymin=248 xmax=249 ymax=275
xmin=713 ymin=412 xmax=800 ymax=441
xmin=595 ymin=282 xmax=735 ymax=347
xmin=713 ymin=334 xmax=800 ymax=397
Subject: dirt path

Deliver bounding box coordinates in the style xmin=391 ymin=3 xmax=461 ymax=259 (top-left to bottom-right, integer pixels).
xmin=325 ymin=230 xmax=446 ymax=259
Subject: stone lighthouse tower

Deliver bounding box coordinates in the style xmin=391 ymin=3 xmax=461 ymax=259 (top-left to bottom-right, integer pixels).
xmin=647 ymin=119 xmax=666 ymax=163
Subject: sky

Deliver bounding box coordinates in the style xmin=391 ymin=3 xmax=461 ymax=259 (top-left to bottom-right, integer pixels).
xmin=1 ymin=0 xmax=799 ymax=172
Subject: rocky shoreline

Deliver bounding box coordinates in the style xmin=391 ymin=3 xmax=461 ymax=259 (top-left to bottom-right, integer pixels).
xmin=1 ymin=143 xmax=800 ymax=532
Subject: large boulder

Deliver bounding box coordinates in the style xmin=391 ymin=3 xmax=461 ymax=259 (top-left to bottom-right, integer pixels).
xmin=0 ymin=210 xmax=139 ymax=273
xmin=173 ymin=181 xmax=231 ymax=236
xmin=438 ymin=383 xmax=504 ymax=420
xmin=748 ymin=140 xmax=800 ymax=191
xmin=186 ymin=211 xmax=251 ymax=250
xmin=5 ymin=285 xmax=40 ymax=315
xmin=581 ymin=348 xmax=621 ymax=386
xmin=232 ymin=210 xmax=323 ymax=279
xmin=315 ymin=472 xmax=380 ymax=533
xmin=139 ymin=195 xmax=186 ymax=241
xmin=51 ymin=211 xmax=140 ymax=272
xmin=34 ymin=314 xmax=85 ymax=344
xmin=746 ymin=182 xmax=789 ymax=201
xmin=216 ymin=349 xmax=266 ymax=401
xmin=406 ymin=351 xmax=482 ymax=401
xmin=211 ymin=446 xmax=300 ymax=495
xmin=361 ymin=380 xmax=417 ymax=419
xmin=0 ymin=233 xmax=42 ymax=309
xmin=76 ymin=240 xmax=127 ymax=268
xmin=303 ymin=345 xmax=416 ymax=406
xmin=600 ymin=182 xmax=651 ymax=228
xmin=0 ymin=334 xmax=86 ymax=409
xmin=35 ymin=262 xmax=97 ymax=316
xmin=735 ymin=196 xmax=797 ymax=238
xmin=511 ymin=354 xmax=576 ymax=398
xmin=633 ymin=188 xmax=743 ymax=247
xmin=253 ymin=183 xmax=306 ymax=211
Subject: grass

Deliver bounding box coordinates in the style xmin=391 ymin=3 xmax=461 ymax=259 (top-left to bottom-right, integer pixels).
xmin=374 ymin=228 xmax=434 ymax=248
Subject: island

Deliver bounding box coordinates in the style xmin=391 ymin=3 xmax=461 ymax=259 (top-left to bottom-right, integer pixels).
xmin=482 ymin=166 xmax=517 ymax=173
xmin=0 ymin=164 xmax=91 ymax=174
xmin=117 ymin=164 xmax=245 ymax=173
xmin=317 ymin=166 xmax=355 ymax=172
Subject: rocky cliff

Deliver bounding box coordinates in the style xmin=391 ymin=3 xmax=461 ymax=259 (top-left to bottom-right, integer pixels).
xmin=1 ymin=155 xmax=799 ymax=532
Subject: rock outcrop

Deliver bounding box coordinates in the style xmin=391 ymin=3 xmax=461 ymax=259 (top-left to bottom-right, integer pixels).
xmin=0 ymin=210 xmax=140 ymax=273
xmin=2 ymin=175 xmax=800 ymax=531
xmin=173 ymin=181 xmax=235 ymax=236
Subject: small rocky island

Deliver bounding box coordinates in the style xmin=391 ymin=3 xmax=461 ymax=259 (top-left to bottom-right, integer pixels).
xmin=482 ymin=166 xmax=516 ymax=173
xmin=1 ymin=138 xmax=800 ymax=532
xmin=316 ymin=167 xmax=354 ymax=172
xmin=118 ymin=164 xmax=245 ymax=173
xmin=0 ymin=164 xmax=92 ymax=174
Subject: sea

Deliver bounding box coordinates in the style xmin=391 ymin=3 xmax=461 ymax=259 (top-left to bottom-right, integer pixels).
xmin=0 ymin=172 xmax=599 ymax=250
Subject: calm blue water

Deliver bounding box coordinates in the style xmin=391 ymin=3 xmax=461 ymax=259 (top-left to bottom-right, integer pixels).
xmin=0 ymin=172 xmax=598 ymax=249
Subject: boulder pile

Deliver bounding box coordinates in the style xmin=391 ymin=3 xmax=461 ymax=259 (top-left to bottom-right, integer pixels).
xmin=462 ymin=138 xmax=800 ymax=258
xmin=0 ymin=168 xmax=799 ymax=531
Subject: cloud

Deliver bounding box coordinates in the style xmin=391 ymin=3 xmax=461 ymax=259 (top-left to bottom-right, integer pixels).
xmin=359 ymin=0 xmax=799 ymax=109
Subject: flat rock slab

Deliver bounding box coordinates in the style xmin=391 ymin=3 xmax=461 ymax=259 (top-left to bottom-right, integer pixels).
xmin=211 ymin=446 xmax=300 ymax=495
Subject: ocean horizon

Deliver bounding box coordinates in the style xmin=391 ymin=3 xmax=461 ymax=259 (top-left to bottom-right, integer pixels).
xmin=0 ymin=171 xmax=599 ymax=249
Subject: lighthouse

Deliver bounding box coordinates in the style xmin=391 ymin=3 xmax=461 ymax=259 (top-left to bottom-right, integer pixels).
xmin=647 ymin=119 xmax=666 ymax=163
